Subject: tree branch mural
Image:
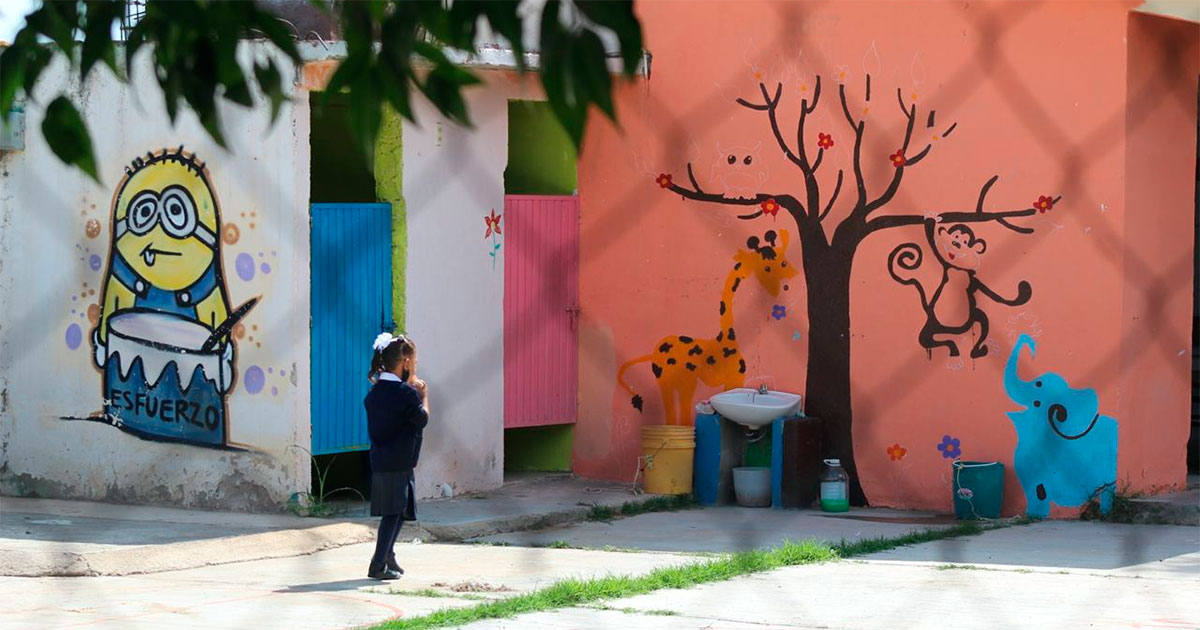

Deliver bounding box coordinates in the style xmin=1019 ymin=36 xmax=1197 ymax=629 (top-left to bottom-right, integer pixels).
xmin=654 ymin=75 xmax=1060 ymax=505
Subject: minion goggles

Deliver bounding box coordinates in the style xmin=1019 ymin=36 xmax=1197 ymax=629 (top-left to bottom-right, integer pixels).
xmin=115 ymin=185 xmax=217 ymax=248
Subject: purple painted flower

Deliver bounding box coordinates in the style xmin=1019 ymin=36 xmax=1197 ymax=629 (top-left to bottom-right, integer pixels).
xmin=937 ymin=434 xmax=962 ymax=459
xmin=771 ymin=305 xmax=787 ymax=320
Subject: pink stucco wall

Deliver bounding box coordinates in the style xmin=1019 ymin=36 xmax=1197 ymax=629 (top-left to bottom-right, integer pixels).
xmin=574 ymin=1 xmax=1197 ymax=515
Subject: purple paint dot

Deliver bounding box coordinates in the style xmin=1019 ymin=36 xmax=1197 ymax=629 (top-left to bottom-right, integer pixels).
xmin=89 ymin=255 xmax=102 ymax=271
xmin=65 ymin=324 xmax=82 ymax=350
xmin=235 ymin=253 xmax=255 ymax=281
xmin=271 ymin=387 xmax=278 ymax=397
xmin=267 ymin=367 xmax=274 ymax=374
xmin=271 ymin=250 xmax=277 ymax=257
xmin=244 ymin=366 xmax=266 ymax=394
xmin=72 ymin=296 xmax=77 ymax=302
xmin=259 ymin=252 xmax=265 ymax=258
xmin=260 ymin=263 xmax=271 ymax=275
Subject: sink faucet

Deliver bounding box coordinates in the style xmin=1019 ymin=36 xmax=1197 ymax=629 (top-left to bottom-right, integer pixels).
xmin=757 ymin=384 xmax=769 ymax=394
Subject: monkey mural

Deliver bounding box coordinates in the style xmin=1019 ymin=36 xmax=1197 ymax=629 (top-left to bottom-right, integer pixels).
xmin=617 ymin=230 xmax=798 ymax=425
xmin=91 ymin=147 xmax=256 ymax=447
xmin=888 ymin=218 xmax=1030 ymax=359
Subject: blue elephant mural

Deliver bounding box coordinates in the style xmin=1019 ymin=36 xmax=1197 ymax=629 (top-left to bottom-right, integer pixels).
xmin=1004 ymin=334 xmax=1118 ymax=518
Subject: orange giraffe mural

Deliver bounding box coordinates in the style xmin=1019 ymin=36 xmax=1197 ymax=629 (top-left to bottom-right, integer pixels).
xmin=617 ymin=230 xmax=798 ymax=425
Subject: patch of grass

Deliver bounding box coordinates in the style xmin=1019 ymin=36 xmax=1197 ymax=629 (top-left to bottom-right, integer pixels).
xmin=1080 ymin=480 xmax=1149 ymax=523
xmin=586 ymin=505 xmax=617 ymax=521
xmin=586 ymin=604 xmax=679 ymax=616
xmin=372 ymin=588 xmax=489 ymax=601
xmin=547 ymin=540 xmax=573 ymax=549
xmin=585 ymin=494 xmax=697 ymax=522
xmin=370 ymin=522 xmax=987 ymax=630
xmin=832 ymin=522 xmax=983 ymax=557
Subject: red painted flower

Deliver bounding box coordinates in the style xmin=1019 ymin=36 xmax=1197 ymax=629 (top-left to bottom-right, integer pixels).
xmin=484 ymin=209 xmax=502 ymax=238
xmin=656 ymin=173 xmax=673 ymax=189
xmin=887 ymin=443 xmax=907 ymax=461
xmin=817 ymin=133 xmax=835 ymax=149
xmin=760 ymin=198 xmax=780 ymax=216
xmin=1034 ymin=195 xmax=1055 ymax=213
xmin=889 ymin=150 xmax=907 ymax=167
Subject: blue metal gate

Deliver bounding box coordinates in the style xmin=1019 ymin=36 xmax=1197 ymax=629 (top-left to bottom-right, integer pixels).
xmin=310 ymin=203 xmax=394 ymax=455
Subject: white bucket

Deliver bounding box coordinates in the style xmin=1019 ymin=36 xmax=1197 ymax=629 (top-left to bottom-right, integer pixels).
xmin=732 ymin=466 xmax=771 ymax=508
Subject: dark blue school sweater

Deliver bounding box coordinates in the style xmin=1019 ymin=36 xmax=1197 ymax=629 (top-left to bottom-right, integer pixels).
xmin=364 ymin=380 xmax=428 ymax=473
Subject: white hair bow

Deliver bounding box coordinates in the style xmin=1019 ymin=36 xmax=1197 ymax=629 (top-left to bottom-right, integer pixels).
xmin=373 ymin=333 xmax=395 ymax=352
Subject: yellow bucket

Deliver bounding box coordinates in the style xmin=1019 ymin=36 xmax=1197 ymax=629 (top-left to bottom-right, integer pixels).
xmin=640 ymin=426 xmax=696 ymax=495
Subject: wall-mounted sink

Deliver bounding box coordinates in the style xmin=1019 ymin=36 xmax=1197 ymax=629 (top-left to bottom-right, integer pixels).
xmin=709 ymin=388 xmax=802 ymax=429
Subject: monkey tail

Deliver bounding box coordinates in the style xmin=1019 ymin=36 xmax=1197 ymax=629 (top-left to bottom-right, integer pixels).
xmin=887 ymin=242 xmax=929 ymax=309
xmin=616 ymin=354 xmax=654 ymax=412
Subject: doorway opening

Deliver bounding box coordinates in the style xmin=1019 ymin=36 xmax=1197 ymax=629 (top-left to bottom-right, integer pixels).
xmin=307 ymin=91 xmax=380 ymax=503
xmin=502 ymin=100 xmax=579 ymax=474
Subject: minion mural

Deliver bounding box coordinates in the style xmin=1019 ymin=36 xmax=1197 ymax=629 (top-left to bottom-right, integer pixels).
xmin=91 ymin=147 xmax=257 ymax=447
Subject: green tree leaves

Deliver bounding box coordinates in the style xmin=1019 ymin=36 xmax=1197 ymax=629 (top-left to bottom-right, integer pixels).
xmin=0 ymin=0 xmax=643 ymax=181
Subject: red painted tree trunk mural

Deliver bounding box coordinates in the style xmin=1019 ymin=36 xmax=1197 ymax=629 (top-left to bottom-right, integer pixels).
xmin=659 ymin=76 xmax=1060 ymax=505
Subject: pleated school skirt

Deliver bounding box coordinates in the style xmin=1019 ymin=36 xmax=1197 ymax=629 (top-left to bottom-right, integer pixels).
xmin=370 ymin=469 xmax=417 ymax=519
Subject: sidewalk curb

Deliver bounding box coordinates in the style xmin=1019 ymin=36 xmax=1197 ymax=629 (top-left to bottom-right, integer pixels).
xmin=1 ymin=522 xmax=380 ymax=577
xmin=1 ymin=492 xmax=658 ymax=577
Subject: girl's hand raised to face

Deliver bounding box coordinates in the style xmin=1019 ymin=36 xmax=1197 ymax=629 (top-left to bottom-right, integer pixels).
xmin=411 ymin=378 xmax=428 ymax=400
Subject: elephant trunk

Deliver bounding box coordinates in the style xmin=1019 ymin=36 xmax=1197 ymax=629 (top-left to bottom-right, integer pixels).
xmin=1005 ymin=334 xmax=1037 ymax=404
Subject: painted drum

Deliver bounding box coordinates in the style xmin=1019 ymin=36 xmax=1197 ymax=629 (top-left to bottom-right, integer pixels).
xmin=102 ymin=311 xmax=227 ymax=446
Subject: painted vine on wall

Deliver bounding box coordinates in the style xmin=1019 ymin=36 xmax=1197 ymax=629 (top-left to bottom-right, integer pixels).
xmin=655 ymin=75 xmax=1060 ymax=505
xmin=87 ymin=147 xmax=258 ymax=448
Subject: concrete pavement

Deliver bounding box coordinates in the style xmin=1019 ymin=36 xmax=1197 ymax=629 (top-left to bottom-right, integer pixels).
xmin=458 ymin=521 xmax=1200 ymax=630
xmin=0 ymin=475 xmax=656 ymax=576
xmin=473 ymin=506 xmax=963 ymax=553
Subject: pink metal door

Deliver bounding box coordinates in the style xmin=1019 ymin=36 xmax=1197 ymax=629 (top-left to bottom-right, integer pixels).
xmin=504 ymin=195 xmax=580 ymax=428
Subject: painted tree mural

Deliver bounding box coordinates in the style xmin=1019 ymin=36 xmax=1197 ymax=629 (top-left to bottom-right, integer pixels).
xmin=657 ymin=75 xmax=1060 ymax=505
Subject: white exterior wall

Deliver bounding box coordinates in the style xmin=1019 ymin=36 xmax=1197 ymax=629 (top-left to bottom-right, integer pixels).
xmin=404 ymin=75 xmax=533 ymax=498
xmin=0 ymin=45 xmax=311 ymax=511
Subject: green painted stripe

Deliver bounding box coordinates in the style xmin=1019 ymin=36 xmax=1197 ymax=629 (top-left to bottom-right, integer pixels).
xmin=375 ymin=106 xmax=406 ymax=331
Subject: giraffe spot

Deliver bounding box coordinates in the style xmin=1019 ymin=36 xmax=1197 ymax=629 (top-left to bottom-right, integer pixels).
xmin=678 ymin=336 xmax=694 ymax=344
xmin=719 ymin=301 xmax=726 ymax=315
xmin=667 ymin=358 xmax=677 ymax=365
xmin=734 ymin=262 xmax=742 ymax=270
xmin=738 ymin=359 xmax=747 ymax=374
xmin=723 ymin=347 xmax=737 ymax=357
xmin=631 ymin=395 xmax=644 ymax=411
xmin=689 ymin=346 xmax=703 ymax=356
xmin=731 ymin=277 xmax=742 ymax=292
xmin=706 ymin=356 xmax=716 ymax=365
xmin=85 ymin=219 xmax=101 ymax=239
xmin=651 ymin=363 xmax=663 ymax=378
xmin=727 ymin=328 xmax=737 ymax=341
xmin=764 ymin=266 xmax=771 ymax=272
xmin=658 ymin=342 xmax=673 ymax=353
xmin=685 ymin=362 xmax=697 ymax=371
xmin=716 ymin=331 xmax=724 ymax=342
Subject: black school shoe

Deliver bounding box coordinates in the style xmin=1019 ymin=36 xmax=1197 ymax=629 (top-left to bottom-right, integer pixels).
xmin=386 ymin=554 xmax=405 ymax=575
xmin=368 ymin=563 xmax=402 ymax=580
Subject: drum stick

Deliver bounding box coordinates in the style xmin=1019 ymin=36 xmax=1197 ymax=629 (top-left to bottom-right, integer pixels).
xmin=201 ymin=296 xmax=260 ymax=353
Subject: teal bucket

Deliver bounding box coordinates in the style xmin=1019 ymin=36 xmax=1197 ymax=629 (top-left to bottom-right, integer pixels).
xmin=952 ymin=461 xmax=1004 ymax=519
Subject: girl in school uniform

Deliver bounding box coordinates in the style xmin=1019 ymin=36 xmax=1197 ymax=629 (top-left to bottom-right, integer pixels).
xmin=364 ymin=332 xmax=429 ymax=580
